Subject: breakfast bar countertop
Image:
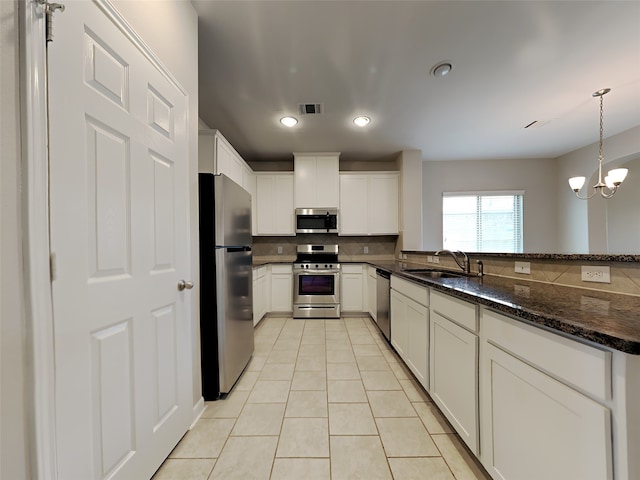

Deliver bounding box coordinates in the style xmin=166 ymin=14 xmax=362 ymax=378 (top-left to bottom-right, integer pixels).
xmin=372 ymin=261 xmax=640 ymax=355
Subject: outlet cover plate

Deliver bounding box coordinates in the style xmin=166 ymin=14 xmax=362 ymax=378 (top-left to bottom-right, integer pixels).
xmin=515 ymin=261 xmax=531 ymax=274
xmin=364 ymin=246 xmax=369 ymax=254
xmin=581 ymin=266 xmax=611 ymax=283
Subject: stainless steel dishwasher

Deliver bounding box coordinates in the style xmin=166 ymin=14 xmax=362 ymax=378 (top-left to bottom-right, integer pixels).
xmin=376 ymin=269 xmax=391 ymax=341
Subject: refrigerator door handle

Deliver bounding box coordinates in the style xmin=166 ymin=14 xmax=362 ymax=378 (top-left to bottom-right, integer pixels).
xmin=216 ymin=246 xmax=252 ymax=253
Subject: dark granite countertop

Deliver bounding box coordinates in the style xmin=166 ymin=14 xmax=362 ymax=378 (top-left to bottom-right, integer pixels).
xmin=375 ymin=261 xmax=640 ymax=355
xmin=250 ymin=259 xmax=640 ymax=354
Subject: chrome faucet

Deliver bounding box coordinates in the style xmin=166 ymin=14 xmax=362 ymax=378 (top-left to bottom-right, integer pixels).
xmin=435 ymin=249 xmax=470 ymax=274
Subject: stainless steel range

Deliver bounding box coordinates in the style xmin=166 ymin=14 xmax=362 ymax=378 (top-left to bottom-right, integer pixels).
xmin=293 ymin=245 xmax=341 ymax=319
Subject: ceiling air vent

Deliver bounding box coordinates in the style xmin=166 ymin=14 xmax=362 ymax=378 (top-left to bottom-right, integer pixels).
xmin=298 ymin=103 xmax=323 ymax=115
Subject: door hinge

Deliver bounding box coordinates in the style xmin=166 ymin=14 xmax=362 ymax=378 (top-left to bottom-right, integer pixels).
xmin=37 ymin=0 xmax=65 ymax=43
xmin=50 ymin=252 xmax=56 ymax=282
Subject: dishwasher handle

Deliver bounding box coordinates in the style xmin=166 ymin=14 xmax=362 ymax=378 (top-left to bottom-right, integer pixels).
xmin=376 ymin=268 xmax=391 ymax=279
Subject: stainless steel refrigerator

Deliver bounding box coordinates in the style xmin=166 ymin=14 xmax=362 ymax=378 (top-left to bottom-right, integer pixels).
xmin=199 ymin=173 xmax=254 ymax=400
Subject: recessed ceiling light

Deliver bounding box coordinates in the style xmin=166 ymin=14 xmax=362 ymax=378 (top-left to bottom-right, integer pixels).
xmin=280 ymin=116 xmax=298 ymax=127
xmin=353 ymin=116 xmax=371 ymax=127
xmin=431 ymin=62 xmax=452 ymax=77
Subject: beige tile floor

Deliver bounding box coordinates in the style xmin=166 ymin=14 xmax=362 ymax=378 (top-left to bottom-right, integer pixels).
xmin=152 ymin=316 xmax=492 ymax=480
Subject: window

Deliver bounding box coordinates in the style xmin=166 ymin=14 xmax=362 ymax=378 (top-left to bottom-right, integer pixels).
xmin=442 ymin=192 xmax=523 ymax=253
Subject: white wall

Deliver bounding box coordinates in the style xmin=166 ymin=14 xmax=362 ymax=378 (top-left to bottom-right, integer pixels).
xmin=556 ymin=125 xmax=640 ymax=253
xmin=112 ymin=0 xmax=202 ymax=418
xmin=606 ymin=155 xmax=640 ymax=254
xmin=422 ymin=157 xmax=558 ymax=252
xmin=1 ymin=1 xmax=30 ymax=478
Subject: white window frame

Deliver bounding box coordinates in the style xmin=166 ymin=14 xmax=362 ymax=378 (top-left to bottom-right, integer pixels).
xmin=442 ymin=191 xmax=524 ymax=253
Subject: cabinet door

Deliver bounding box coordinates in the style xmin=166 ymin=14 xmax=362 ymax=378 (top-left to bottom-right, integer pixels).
xmin=216 ymin=137 xmax=243 ymax=186
xmin=482 ymin=343 xmax=612 ymax=480
xmin=367 ymin=270 xmax=377 ymax=321
xmin=405 ymin=295 xmax=428 ymax=389
xmin=390 ymin=290 xmax=409 ymax=359
xmin=315 ymin=155 xmax=339 ymax=207
xmin=256 ymin=175 xmax=294 ymax=235
xmin=294 ymin=156 xmax=316 ymax=208
xmin=430 ymin=312 xmax=478 ymax=453
xmin=274 ymin=175 xmax=294 ymax=235
xmin=368 ymin=174 xmax=398 ymax=234
xmin=256 ymin=175 xmax=276 ymax=234
xmin=271 ymin=274 xmax=292 ymax=312
xmin=341 ymin=269 xmax=364 ymax=312
xmin=339 ymin=175 xmax=368 ymax=235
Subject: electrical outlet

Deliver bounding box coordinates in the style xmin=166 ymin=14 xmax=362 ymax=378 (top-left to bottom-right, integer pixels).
xmin=277 ymin=245 xmax=283 ymax=254
xmin=402 ymin=253 xmax=407 ymax=260
xmin=514 ymin=284 xmax=530 ymax=297
xmin=364 ymin=246 xmax=369 ymax=254
xmin=581 ymin=266 xmax=611 ymax=283
xmin=432 ymin=256 xmax=439 ymax=264
xmin=515 ymin=261 xmax=531 ymax=274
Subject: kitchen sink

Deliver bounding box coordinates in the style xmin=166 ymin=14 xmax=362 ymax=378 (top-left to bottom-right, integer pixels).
xmin=401 ymin=268 xmax=466 ymax=279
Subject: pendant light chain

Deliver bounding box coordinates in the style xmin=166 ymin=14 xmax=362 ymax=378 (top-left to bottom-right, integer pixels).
xmin=598 ymin=92 xmax=604 ymax=163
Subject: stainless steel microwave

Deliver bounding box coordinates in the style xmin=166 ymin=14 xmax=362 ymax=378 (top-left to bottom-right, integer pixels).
xmin=295 ymin=208 xmax=338 ymax=234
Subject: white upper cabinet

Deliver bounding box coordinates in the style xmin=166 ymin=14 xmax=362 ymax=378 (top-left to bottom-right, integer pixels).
xmin=255 ymin=173 xmax=295 ymax=236
xmin=294 ymin=153 xmax=340 ymax=208
xmin=340 ymin=172 xmax=399 ymax=235
xmin=199 ymin=129 xmax=256 ymax=233
xmin=199 ymin=129 xmax=254 ymax=190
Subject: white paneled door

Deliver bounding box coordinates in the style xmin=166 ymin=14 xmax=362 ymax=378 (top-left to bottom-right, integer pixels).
xmin=48 ymin=1 xmax=192 ymax=479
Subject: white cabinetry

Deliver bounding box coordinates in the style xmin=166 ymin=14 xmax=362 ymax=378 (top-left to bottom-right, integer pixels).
xmin=367 ymin=266 xmax=377 ymax=321
xmin=255 ymin=174 xmax=294 ymax=236
xmin=294 ymin=153 xmax=340 ymax=208
xmin=270 ymin=264 xmax=293 ymax=313
xmin=339 ymin=173 xmax=399 ymax=235
xmin=390 ymin=276 xmax=428 ymax=389
xmin=253 ymin=266 xmax=268 ymax=326
xmin=199 ymin=129 xmax=253 ymax=190
xmin=341 ymin=264 xmax=365 ymax=312
xmin=480 ymin=310 xmax=613 ymax=480
xmin=199 ymin=129 xmax=257 ymax=234
xmin=430 ymin=291 xmax=479 ymax=454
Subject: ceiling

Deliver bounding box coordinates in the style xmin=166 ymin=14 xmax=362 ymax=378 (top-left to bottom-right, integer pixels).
xmin=193 ymin=1 xmax=640 ymax=163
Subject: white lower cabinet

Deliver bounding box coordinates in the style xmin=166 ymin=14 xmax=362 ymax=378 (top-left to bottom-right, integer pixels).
xmin=270 ymin=264 xmax=292 ymax=313
xmin=341 ymin=264 xmax=365 ymax=312
xmin=430 ymin=311 xmax=479 ymax=454
xmin=252 ymin=266 xmax=268 ymax=326
xmin=430 ymin=290 xmax=479 ymax=454
xmin=367 ymin=266 xmax=377 ymax=321
xmin=482 ymin=342 xmax=612 ymax=480
xmin=481 ymin=310 xmax=613 ymax=480
xmin=390 ymin=277 xmax=428 ymax=389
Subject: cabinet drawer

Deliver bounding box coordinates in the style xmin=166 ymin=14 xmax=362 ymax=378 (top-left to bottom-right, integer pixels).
xmin=431 ymin=290 xmax=477 ymax=332
xmin=253 ymin=266 xmax=267 ymax=279
xmin=342 ymin=264 xmax=364 ymax=274
xmin=367 ymin=265 xmax=377 ymax=278
xmin=391 ymin=276 xmax=428 ymax=306
xmin=483 ymin=309 xmax=611 ymax=402
xmin=270 ymin=264 xmax=292 ymax=274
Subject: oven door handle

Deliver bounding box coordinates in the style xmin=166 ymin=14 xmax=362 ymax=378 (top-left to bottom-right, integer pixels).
xmin=294 ymin=269 xmax=340 ymax=275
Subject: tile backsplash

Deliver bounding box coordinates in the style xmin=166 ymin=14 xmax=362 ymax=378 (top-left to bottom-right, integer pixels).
xmin=402 ymin=252 xmax=640 ymax=296
xmin=253 ymin=235 xmax=398 ymax=263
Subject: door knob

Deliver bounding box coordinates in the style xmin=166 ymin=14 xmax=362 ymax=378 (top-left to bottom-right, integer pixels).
xmin=178 ymin=280 xmax=194 ymax=291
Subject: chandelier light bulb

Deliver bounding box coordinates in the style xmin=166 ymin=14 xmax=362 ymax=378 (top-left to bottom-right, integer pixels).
xmin=568 ymin=176 xmax=586 ymax=192
xmin=567 ymin=88 xmax=628 ymax=200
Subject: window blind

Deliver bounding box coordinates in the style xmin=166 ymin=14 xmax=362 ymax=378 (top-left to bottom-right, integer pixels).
xmin=442 ymin=192 xmax=523 ymax=253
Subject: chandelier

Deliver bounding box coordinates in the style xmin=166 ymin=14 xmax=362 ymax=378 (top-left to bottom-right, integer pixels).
xmin=568 ymin=88 xmax=628 ymax=199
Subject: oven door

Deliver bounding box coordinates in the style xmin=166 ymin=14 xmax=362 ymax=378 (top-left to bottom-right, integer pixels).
xmin=293 ymin=270 xmax=340 ymax=305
